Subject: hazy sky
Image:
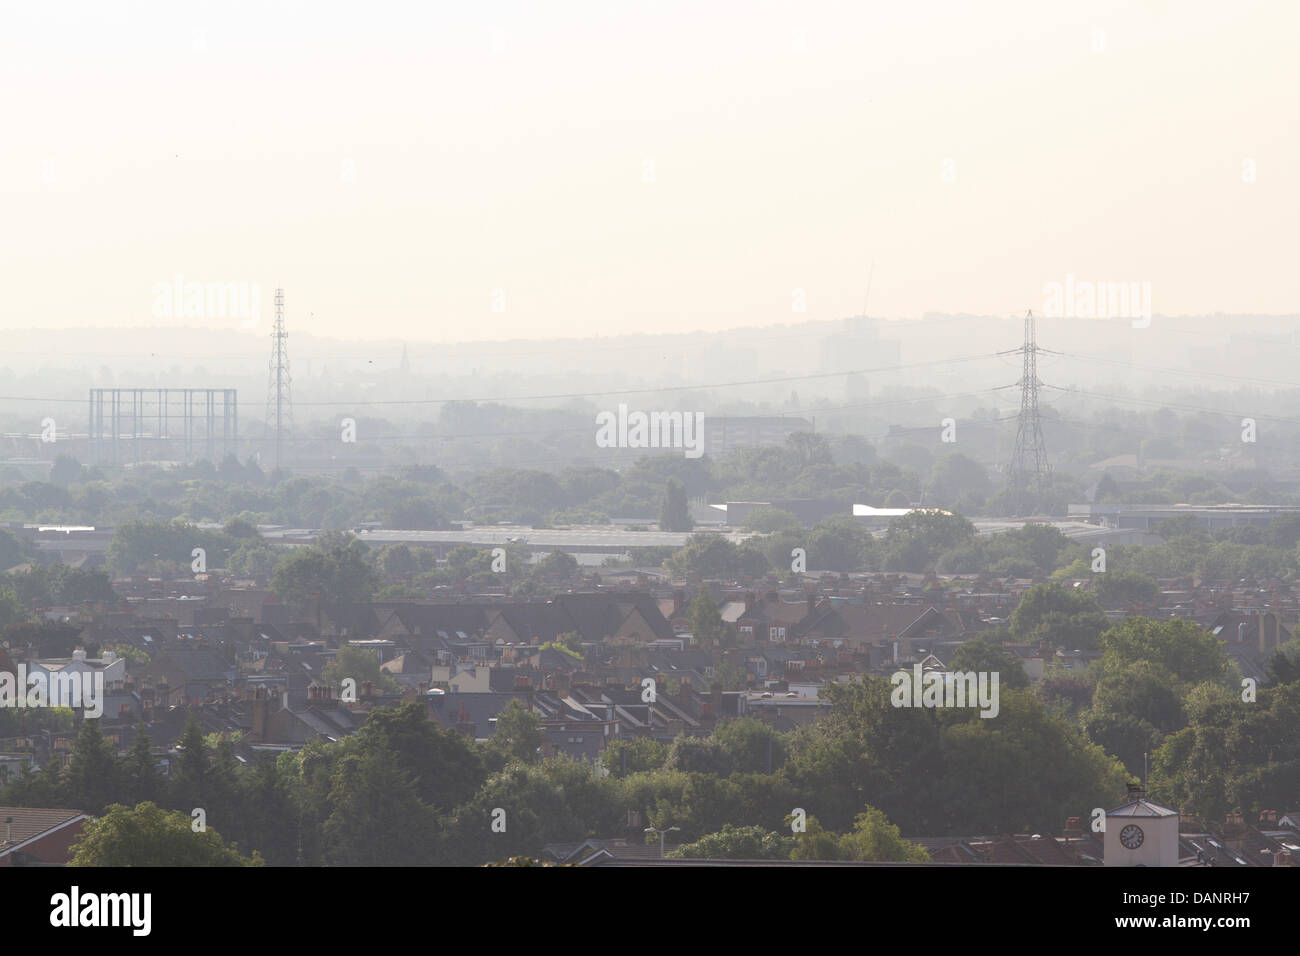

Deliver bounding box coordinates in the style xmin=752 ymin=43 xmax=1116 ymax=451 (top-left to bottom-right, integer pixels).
xmin=2 ymin=0 xmax=1294 ymax=343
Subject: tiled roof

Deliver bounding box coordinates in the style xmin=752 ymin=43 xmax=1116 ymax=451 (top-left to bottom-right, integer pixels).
xmin=0 ymin=806 xmax=86 ymax=854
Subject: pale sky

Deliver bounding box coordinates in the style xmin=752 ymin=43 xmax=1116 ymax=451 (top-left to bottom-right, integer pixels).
xmin=1 ymin=0 xmax=1294 ymax=343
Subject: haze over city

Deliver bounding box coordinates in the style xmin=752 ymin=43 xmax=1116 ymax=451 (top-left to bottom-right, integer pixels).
xmin=2 ymin=1 xmax=1296 ymax=928
xmin=3 ymin=0 xmax=1296 ymax=342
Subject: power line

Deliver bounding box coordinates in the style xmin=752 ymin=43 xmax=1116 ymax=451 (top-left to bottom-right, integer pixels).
xmin=1044 ymin=385 xmax=1300 ymax=428
xmin=147 ymin=387 xmax=1016 ymax=443
xmin=1054 ymin=351 xmax=1300 ymax=390
xmin=1008 ymin=311 xmax=1050 ymax=512
xmin=288 ymin=354 xmax=999 ymax=406
xmin=265 ymin=288 xmax=294 ymax=471
xmin=0 ymin=353 xmax=1001 ymax=408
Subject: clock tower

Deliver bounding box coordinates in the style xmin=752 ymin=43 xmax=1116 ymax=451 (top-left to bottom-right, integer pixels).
xmin=1104 ymin=785 xmax=1180 ymax=866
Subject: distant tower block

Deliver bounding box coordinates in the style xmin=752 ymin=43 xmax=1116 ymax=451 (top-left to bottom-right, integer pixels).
xmin=1007 ymin=310 xmax=1050 ymax=514
xmin=264 ymin=287 xmax=294 ymax=471
xmin=88 ymin=388 xmax=237 ymax=466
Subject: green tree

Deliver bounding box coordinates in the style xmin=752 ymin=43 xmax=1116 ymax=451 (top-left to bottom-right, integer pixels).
xmin=671 ymin=824 xmax=794 ymax=860
xmin=950 ymin=637 xmax=1030 ymax=690
xmin=64 ymin=718 xmax=120 ymax=814
xmin=236 ymin=752 xmax=302 ymax=866
xmin=664 ymin=735 xmax=734 ymax=776
xmin=1085 ymin=660 xmax=1186 ymax=774
xmin=170 ymin=712 xmax=208 ymax=812
xmin=1267 ymin=645 xmax=1300 ymax=685
xmin=0 ymin=586 xmax=26 ymax=628
xmin=884 ymin=509 xmax=976 ymax=572
xmin=229 ymin=541 xmax=284 ymax=580
xmin=389 ymin=497 xmax=446 ymax=530
xmin=787 ymin=813 xmax=841 ymax=860
xmin=534 ymin=550 xmax=579 ymax=580
xmin=356 ymin=701 xmax=487 ymax=810
xmin=1009 ymin=582 xmax=1108 ymax=650
xmin=442 ymin=762 xmax=583 ymax=865
xmin=600 ymin=736 xmax=671 ymax=777
xmin=666 ymin=534 xmax=768 ymax=579
xmin=54 ymin=568 xmax=118 ymax=606
xmin=320 ymin=747 xmax=439 ymax=866
xmin=742 ymin=507 xmax=803 ymax=533
xmin=805 ymin=519 xmax=874 ymax=572
xmin=925 ymin=453 xmax=991 ymax=507
xmin=1093 ymin=571 xmax=1160 ymax=609
xmin=837 ymin=806 xmax=930 ymax=862
xmin=124 ymin=726 xmax=162 ymax=806
xmin=1098 ymin=617 xmax=1233 ymax=687
xmin=489 ymin=698 xmax=544 ymax=765
xmin=49 ymin=455 xmax=84 ymax=485
xmin=322 ymin=644 xmax=402 ymax=695
xmin=0 ymin=530 xmax=31 ymax=572
xmin=222 ymin=516 xmax=260 ymax=539
xmin=712 ymin=717 xmax=787 ymax=774
xmin=271 ymin=533 xmax=379 ymax=608
xmin=107 ymin=520 xmax=232 ymax=576
xmin=1093 ymin=472 xmax=1122 ymax=503
xmin=786 ymin=432 xmax=833 ymax=469
xmin=689 ymin=586 xmax=724 ymax=647
xmin=69 ymin=802 xmax=262 ymax=867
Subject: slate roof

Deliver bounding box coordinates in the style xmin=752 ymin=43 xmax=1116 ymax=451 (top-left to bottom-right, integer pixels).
xmin=321 ymin=604 xmax=384 ymax=637
xmin=554 ymin=593 xmax=675 ymax=641
xmin=491 ymin=604 xmax=575 ymax=644
xmin=384 ymin=604 xmax=492 ymax=638
xmin=805 ymin=604 xmax=951 ymax=643
xmin=1109 ymin=798 xmax=1178 ymax=818
xmin=141 ymin=648 xmax=235 ymax=686
xmin=426 ymin=691 xmax=534 ymax=738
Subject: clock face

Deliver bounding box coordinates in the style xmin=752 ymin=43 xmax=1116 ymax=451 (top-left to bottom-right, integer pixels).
xmin=1120 ymin=824 xmax=1145 ymax=849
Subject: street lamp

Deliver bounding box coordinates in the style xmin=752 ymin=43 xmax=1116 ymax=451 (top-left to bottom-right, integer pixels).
xmin=645 ymin=825 xmax=680 ymax=859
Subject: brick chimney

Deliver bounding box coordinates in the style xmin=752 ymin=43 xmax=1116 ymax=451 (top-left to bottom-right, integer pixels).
xmin=455 ymin=700 xmax=476 ymax=737
xmin=251 ymin=687 xmax=268 ymax=741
